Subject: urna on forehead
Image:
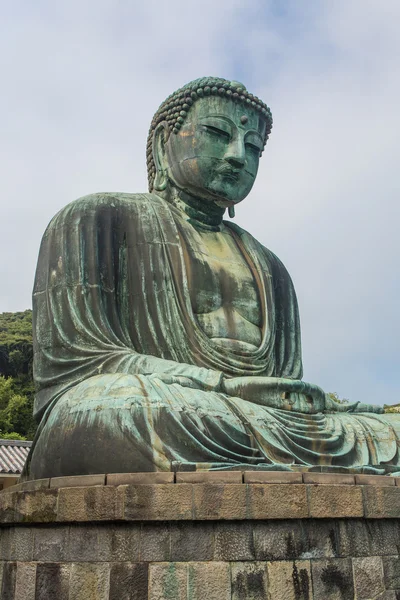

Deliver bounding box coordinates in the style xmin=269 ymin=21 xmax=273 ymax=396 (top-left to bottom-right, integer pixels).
xmin=146 ymin=76 xmax=273 ymax=189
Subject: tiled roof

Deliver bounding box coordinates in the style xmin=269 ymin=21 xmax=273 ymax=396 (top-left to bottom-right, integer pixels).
xmin=0 ymin=439 xmax=32 ymax=474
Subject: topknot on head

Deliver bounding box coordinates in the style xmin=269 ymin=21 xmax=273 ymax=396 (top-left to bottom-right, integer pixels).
xmin=146 ymin=76 xmax=273 ymax=191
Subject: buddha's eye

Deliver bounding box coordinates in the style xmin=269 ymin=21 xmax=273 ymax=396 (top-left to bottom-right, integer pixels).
xmin=245 ymin=142 xmax=261 ymax=154
xmin=201 ymin=125 xmax=231 ymax=141
xmin=245 ymin=133 xmax=263 ymax=156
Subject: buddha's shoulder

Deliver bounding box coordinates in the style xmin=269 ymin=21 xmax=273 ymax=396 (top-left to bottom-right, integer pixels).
xmin=49 ymin=192 xmax=160 ymax=225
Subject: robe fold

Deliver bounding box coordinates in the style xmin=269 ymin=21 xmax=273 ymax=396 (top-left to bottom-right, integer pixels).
xmin=27 ymin=192 xmax=400 ymax=477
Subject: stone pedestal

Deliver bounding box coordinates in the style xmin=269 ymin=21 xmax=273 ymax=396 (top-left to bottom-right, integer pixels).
xmin=0 ymin=471 xmax=400 ymax=599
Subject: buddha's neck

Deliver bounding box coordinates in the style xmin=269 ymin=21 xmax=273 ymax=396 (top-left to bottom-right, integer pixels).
xmin=163 ymin=186 xmax=226 ymax=232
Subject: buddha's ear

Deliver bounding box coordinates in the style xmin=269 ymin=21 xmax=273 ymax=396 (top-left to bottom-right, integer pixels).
xmin=152 ymin=122 xmax=169 ymax=191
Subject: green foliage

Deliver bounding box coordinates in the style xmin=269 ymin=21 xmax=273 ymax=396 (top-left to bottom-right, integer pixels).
xmin=384 ymin=403 xmax=400 ymax=414
xmin=0 ymin=310 xmax=36 ymax=440
xmin=0 ymin=310 xmax=33 ymax=377
xmin=327 ymin=392 xmax=349 ymax=405
xmin=0 ymin=376 xmax=35 ymax=439
xmin=0 ymin=431 xmax=27 ymax=441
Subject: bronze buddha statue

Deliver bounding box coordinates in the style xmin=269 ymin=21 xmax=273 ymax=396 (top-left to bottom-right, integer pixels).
xmin=27 ymin=77 xmax=400 ymax=478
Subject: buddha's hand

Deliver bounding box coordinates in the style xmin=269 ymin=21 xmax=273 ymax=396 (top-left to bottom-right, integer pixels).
xmin=353 ymin=403 xmax=384 ymax=414
xmin=220 ymin=376 xmax=326 ymax=414
xmin=324 ymin=395 xmax=384 ymax=414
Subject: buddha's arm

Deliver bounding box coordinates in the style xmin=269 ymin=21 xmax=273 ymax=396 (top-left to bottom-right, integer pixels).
xmin=33 ymin=336 xmax=225 ymax=417
xmin=123 ymin=353 xmax=224 ymax=391
xmin=221 ymin=376 xmax=326 ymax=413
xmin=221 ymin=376 xmax=384 ymax=414
xmin=324 ymin=394 xmax=384 ymax=414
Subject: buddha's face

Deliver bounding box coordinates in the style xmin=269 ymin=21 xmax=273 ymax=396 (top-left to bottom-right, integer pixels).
xmin=163 ymin=96 xmax=267 ymax=207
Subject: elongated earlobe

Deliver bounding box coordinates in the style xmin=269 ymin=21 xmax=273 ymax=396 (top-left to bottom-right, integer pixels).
xmin=153 ymin=169 xmax=167 ymax=191
xmin=228 ymin=206 xmax=235 ymax=218
xmin=152 ymin=123 xmax=169 ymax=192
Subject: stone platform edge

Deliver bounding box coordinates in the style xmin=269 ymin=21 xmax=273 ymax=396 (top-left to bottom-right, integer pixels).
xmin=1 ymin=471 xmax=400 ymax=523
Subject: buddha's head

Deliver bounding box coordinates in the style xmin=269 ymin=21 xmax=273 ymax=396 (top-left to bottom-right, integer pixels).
xmin=147 ymin=77 xmax=272 ymax=209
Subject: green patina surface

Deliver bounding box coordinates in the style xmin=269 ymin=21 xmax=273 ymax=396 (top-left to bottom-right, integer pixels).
xmin=26 ymin=76 xmax=400 ymax=478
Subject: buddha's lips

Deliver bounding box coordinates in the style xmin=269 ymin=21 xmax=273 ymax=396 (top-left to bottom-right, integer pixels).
xmin=215 ymin=163 xmax=255 ymax=180
xmin=215 ymin=164 xmax=241 ymax=181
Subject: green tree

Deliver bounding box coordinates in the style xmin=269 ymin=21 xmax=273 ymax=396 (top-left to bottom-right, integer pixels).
xmin=0 ymin=310 xmax=36 ymax=440
xmin=0 ymin=310 xmax=33 ymax=377
xmin=327 ymin=392 xmax=349 ymax=405
xmin=384 ymin=403 xmax=400 ymax=414
xmin=0 ymin=376 xmax=36 ymax=440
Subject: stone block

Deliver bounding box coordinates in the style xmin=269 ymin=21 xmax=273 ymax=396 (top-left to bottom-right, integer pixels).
xmin=353 ymin=556 xmax=385 ymax=599
xmin=107 ymin=472 xmax=174 ymax=486
xmin=336 ymin=519 xmax=371 ymax=557
xmin=254 ymin=519 xmax=341 ymax=562
xmin=301 ymin=519 xmax=341 ymax=559
xmin=382 ymin=555 xmax=400 ymax=590
xmin=66 ymin=524 xmax=101 ymax=561
xmin=188 ymin=561 xmax=231 ymax=599
xmin=170 ymin=521 xmax=214 ymax=562
xmin=254 ymin=520 xmax=303 ymax=561
xmin=193 ymin=484 xmax=246 ymax=520
xmin=355 ymin=474 xmax=395 ymax=486
xmin=176 ymin=471 xmax=242 ymax=484
xmin=337 ymin=520 xmax=400 ymax=558
xmin=1 ymin=561 xmax=16 ymax=600
xmin=57 ymin=485 xmax=121 ymax=522
xmin=311 ymin=558 xmax=354 ymax=600
xmin=69 ymin=562 xmax=110 ymax=600
xmin=12 ymin=479 xmax=50 ymax=493
xmin=140 ymin=523 xmax=171 ymax=562
xmin=244 ymin=471 xmax=302 ymax=484
xmin=363 ymin=486 xmax=400 ymax=518
xmin=15 ymin=562 xmax=36 ymax=600
xmin=267 ymin=560 xmax=312 ymax=599
xmin=307 ymin=484 xmax=363 ymax=518
xmin=60 ymin=523 xmax=141 ymax=562
xmin=0 ymin=492 xmax=16 ymax=523
xmin=98 ymin=524 xmax=141 ymax=562
xmin=369 ymin=521 xmax=400 ymax=556
xmin=247 ymin=484 xmax=308 ymax=519
xmin=50 ymin=474 xmax=106 ymax=488
xmin=15 ymin=489 xmax=58 ymax=523
xmin=34 ymin=525 xmax=69 ymax=561
xmin=121 ymin=484 xmax=192 ymax=521
xmin=303 ymin=472 xmax=355 ymax=485
xmin=231 ymin=562 xmax=268 ymax=600
xmin=149 ymin=562 xmax=187 ymax=600
xmin=10 ymin=526 xmax=34 ymax=560
xmin=35 ymin=563 xmax=71 ymax=600
xmin=109 ymin=562 xmax=148 ymax=600
xmin=0 ymin=528 xmax=11 ymax=559
xmin=214 ymin=522 xmax=255 ymax=561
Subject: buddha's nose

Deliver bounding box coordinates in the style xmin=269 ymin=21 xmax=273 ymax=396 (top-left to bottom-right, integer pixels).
xmin=225 ymin=138 xmax=245 ymax=168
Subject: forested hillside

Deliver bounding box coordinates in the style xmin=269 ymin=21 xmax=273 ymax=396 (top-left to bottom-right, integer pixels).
xmin=0 ymin=310 xmax=36 ymax=440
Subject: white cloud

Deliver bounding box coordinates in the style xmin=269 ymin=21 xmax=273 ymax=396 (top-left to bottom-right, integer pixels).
xmin=0 ymin=0 xmax=399 ymax=404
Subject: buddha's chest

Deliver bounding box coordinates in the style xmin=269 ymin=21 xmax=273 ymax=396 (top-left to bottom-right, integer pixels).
xmin=177 ymin=219 xmax=262 ymax=349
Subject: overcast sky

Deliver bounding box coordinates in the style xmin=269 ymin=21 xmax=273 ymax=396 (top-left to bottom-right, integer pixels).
xmin=1 ymin=1 xmax=399 ymax=405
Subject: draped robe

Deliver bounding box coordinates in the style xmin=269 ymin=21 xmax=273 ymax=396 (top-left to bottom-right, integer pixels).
xmin=27 ymin=192 xmax=400 ymax=477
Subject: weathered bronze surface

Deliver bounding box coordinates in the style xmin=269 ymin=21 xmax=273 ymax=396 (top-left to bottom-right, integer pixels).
xmin=27 ymin=77 xmax=400 ymax=478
